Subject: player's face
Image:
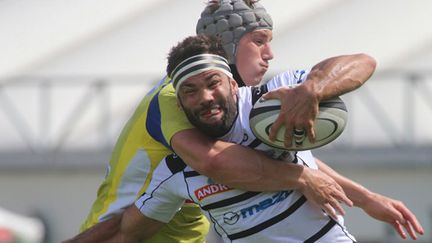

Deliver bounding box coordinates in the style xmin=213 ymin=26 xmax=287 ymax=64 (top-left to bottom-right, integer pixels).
xmin=236 ymin=29 xmax=274 ymax=86
xmin=178 ymin=70 xmax=238 ymax=137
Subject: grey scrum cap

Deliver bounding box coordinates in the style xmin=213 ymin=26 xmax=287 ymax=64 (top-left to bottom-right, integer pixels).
xmin=196 ymin=0 xmax=273 ymax=64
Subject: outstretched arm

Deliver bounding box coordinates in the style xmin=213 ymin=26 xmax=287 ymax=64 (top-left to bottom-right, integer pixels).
xmin=315 ymin=158 xmax=424 ymax=240
xmin=263 ymin=53 xmax=376 ymax=146
xmin=304 ymin=53 xmax=376 ymax=100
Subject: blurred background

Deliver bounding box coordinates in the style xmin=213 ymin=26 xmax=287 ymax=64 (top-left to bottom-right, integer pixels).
xmin=0 ymin=0 xmax=431 ymax=242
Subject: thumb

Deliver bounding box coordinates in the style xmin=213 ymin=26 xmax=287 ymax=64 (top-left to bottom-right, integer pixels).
xmin=261 ymin=90 xmax=279 ymax=100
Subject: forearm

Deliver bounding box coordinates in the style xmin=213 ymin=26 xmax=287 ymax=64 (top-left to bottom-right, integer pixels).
xmin=119 ymin=205 xmax=164 ymax=243
xmin=172 ymin=129 xmax=308 ymax=191
xmin=62 ymin=215 xmax=121 ymax=243
xmin=315 ymin=158 xmax=372 ymax=207
xmin=303 ymin=53 xmax=376 ymax=101
xmin=63 ymin=206 xmax=162 ymax=243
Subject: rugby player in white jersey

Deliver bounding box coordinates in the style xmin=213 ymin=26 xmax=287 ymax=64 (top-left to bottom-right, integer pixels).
xmin=132 ymin=35 xmax=355 ymax=242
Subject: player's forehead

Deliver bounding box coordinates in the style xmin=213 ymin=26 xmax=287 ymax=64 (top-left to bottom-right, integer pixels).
xmin=180 ymin=70 xmax=226 ymax=87
xmin=245 ymin=29 xmax=273 ymax=40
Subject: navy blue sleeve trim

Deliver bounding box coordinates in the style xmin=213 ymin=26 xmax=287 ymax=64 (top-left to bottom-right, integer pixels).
xmin=146 ymin=89 xmax=172 ymax=150
xmin=184 ymin=171 xmax=201 ymax=178
xmin=165 ymin=154 xmax=187 ymax=174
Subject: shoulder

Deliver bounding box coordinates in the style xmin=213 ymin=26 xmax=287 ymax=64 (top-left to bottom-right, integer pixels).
xmin=265 ymin=69 xmax=311 ymax=88
xmin=145 ymin=78 xmax=193 ymax=148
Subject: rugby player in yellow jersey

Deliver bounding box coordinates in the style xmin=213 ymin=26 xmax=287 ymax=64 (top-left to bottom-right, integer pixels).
xmin=64 ymin=0 xmax=423 ymax=242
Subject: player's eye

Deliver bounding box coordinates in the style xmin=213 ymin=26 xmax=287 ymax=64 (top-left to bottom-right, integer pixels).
xmin=208 ymin=79 xmax=220 ymax=89
xmin=182 ymin=88 xmax=197 ymax=95
xmin=254 ymin=38 xmax=265 ymax=46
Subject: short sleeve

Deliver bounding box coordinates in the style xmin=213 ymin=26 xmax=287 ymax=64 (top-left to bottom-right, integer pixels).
xmin=135 ymin=160 xmax=186 ymax=223
xmin=265 ymin=69 xmax=311 ymax=91
xmin=146 ymin=81 xmax=194 ymax=149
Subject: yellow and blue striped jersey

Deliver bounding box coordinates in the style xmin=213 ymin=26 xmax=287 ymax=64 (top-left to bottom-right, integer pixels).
xmin=80 ymin=76 xmax=208 ymax=242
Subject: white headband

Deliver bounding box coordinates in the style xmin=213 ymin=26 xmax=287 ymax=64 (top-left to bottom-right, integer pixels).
xmin=171 ymin=54 xmax=233 ymax=94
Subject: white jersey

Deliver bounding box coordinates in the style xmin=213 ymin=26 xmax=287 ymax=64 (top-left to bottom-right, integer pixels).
xmin=136 ymin=70 xmax=356 ymax=243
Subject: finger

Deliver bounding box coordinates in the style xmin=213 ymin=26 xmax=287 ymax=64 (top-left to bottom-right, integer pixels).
xmin=335 ymin=192 xmax=353 ymax=208
xmin=331 ymin=184 xmax=353 ymax=207
xmin=394 ymin=203 xmax=424 ymax=235
xmin=269 ymin=118 xmax=284 ymax=142
xmin=283 ymin=127 xmax=294 ymax=148
xmin=261 ymin=90 xmax=279 ymax=100
xmin=329 ymin=199 xmax=345 ymax=216
xmin=393 ymin=221 xmax=407 ymax=239
xmin=304 ymin=122 xmax=316 ymax=144
xmin=403 ymin=221 xmax=418 ymax=240
xmin=281 ymin=121 xmax=294 ymax=147
xmin=322 ymin=203 xmax=337 ymax=220
xmin=306 ymin=126 xmax=316 ymax=143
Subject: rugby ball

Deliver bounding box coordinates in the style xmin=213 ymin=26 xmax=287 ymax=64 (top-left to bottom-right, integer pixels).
xmin=249 ymin=96 xmax=348 ymax=151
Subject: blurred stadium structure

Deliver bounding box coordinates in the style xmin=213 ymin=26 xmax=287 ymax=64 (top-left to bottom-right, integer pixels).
xmin=0 ymin=0 xmax=431 ymax=242
xmin=0 ymin=206 xmax=46 ymax=243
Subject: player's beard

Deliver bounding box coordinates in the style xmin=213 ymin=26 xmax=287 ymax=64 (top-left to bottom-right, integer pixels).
xmin=180 ymin=89 xmax=238 ymax=138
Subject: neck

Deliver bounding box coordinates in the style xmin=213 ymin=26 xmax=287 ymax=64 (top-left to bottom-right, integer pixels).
xmin=217 ymin=95 xmax=239 ymax=138
xmin=229 ymin=64 xmax=246 ymax=87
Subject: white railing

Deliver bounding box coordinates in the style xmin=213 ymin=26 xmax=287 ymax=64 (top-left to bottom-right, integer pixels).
xmin=0 ymin=71 xmax=431 ymax=169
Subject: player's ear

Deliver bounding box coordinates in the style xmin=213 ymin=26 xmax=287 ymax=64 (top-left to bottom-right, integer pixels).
xmin=230 ymin=77 xmax=239 ymax=93
xmin=176 ymin=97 xmax=183 ymax=110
